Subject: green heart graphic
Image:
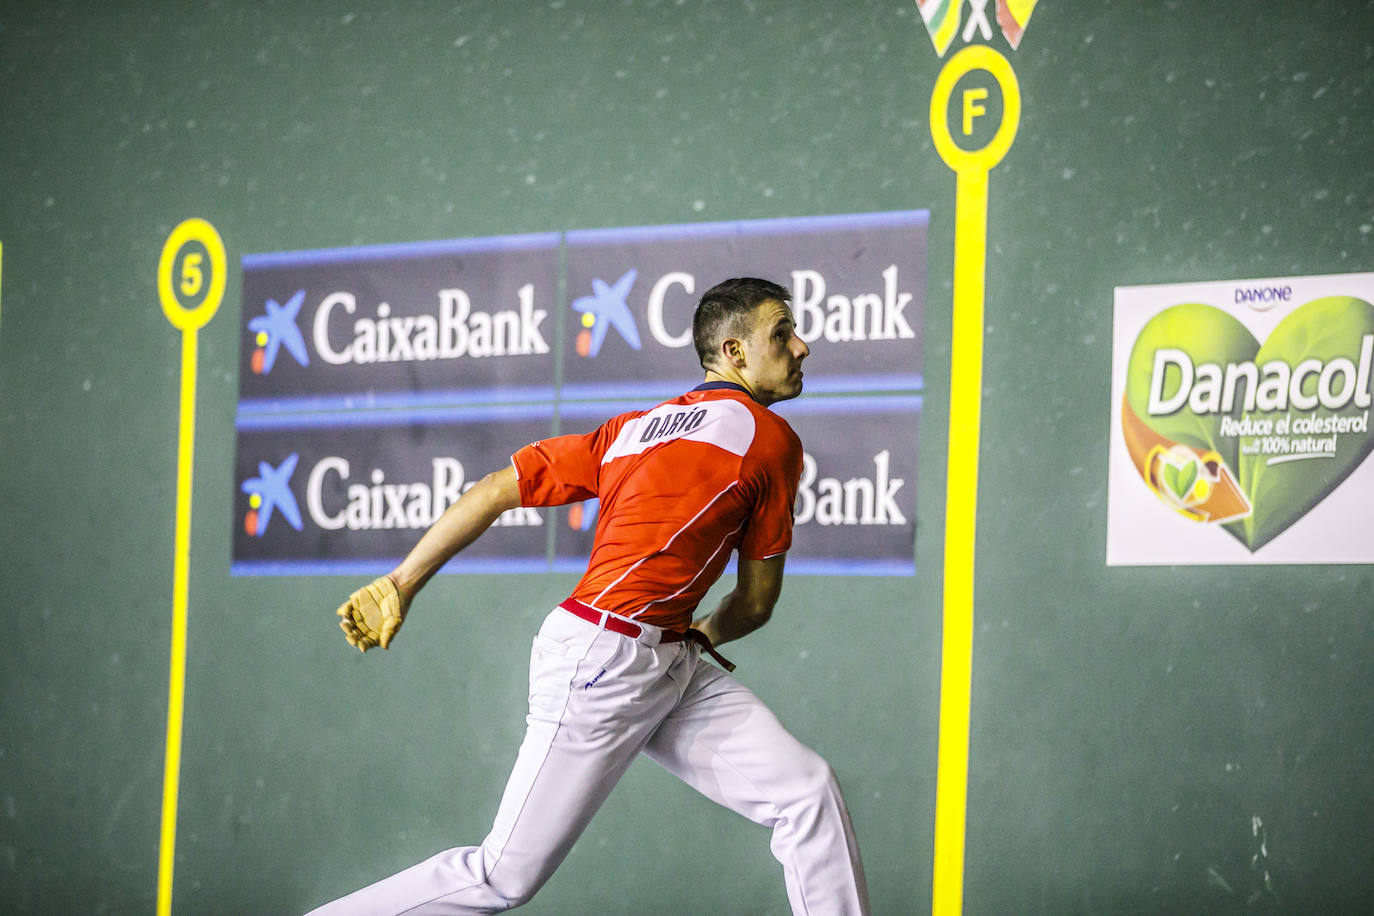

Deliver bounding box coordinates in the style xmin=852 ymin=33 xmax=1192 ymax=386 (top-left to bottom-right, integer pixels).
xmin=1125 ymin=296 xmax=1374 ymax=551
xmin=1166 ymin=459 xmax=1198 ymax=500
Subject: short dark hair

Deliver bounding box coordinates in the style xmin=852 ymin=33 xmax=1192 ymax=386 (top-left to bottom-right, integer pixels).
xmin=692 ymin=277 xmax=792 ymax=370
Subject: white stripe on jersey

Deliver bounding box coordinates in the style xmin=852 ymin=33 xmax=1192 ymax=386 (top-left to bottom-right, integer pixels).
xmin=600 ymin=397 xmax=755 ymax=465
xmin=631 ymin=519 xmax=748 ymax=618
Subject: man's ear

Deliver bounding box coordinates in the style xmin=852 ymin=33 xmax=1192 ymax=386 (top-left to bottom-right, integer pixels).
xmin=720 ymin=336 xmax=747 ymax=368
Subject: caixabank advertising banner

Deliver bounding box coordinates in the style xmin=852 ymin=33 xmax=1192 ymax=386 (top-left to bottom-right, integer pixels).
xmin=239 ymin=233 xmax=561 ymax=408
xmin=233 ymin=414 xmax=554 ymax=575
xmin=1107 ymin=271 xmax=1374 ymax=565
xmin=561 ymin=211 xmax=927 ymax=400
xmin=233 ymin=212 xmax=924 ymax=576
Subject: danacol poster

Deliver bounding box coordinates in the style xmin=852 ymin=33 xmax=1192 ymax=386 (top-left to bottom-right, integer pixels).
xmin=1107 ymin=271 xmax=1374 ymax=565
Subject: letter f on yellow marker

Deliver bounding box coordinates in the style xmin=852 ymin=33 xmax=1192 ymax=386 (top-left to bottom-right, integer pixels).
xmin=928 ymin=45 xmax=1020 ymax=916
xmin=962 ymin=87 xmax=989 ymax=134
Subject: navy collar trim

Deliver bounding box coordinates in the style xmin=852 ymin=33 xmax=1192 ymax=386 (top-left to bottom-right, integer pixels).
xmin=691 ymin=381 xmax=753 ymax=396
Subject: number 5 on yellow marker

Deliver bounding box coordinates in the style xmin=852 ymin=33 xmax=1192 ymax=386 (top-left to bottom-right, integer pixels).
xmin=156 ymin=217 xmax=225 ymax=916
xmin=180 ymin=252 xmax=205 ymax=298
xmin=928 ymin=45 xmax=1020 ymax=916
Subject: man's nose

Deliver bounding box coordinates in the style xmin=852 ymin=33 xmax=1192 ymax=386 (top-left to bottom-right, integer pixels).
xmin=791 ymin=334 xmax=810 ymax=359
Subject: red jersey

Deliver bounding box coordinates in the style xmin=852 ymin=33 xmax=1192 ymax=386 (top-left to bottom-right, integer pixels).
xmin=512 ymin=384 xmax=803 ymax=631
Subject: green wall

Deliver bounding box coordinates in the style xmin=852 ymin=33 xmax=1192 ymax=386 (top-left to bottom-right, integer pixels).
xmin=2 ymin=1 xmax=1371 ymax=913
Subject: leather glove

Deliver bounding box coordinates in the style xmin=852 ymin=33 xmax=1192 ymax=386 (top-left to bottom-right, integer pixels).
xmin=336 ymin=575 xmax=407 ymax=652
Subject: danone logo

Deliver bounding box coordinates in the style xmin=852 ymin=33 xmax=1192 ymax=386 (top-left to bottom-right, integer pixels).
xmin=1121 ymin=296 xmax=1374 ymax=551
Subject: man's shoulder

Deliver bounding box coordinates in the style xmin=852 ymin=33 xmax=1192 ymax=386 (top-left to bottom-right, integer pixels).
xmin=601 ymin=404 xmax=651 ymax=430
xmin=756 ymin=403 xmax=800 ymax=442
xmin=737 ymin=402 xmax=801 ymax=469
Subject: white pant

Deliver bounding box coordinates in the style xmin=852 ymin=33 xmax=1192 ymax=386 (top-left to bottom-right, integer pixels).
xmin=309 ymin=607 xmax=870 ymax=915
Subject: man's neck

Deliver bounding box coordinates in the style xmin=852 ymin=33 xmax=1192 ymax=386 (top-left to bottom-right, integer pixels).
xmin=701 ymin=370 xmax=763 ymax=404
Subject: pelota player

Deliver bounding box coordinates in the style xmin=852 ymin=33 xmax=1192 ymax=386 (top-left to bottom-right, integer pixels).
xmin=312 ymin=277 xmax=870 ymax=914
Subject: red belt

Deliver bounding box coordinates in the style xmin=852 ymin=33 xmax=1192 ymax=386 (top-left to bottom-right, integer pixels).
xmin=559 ymin=598 xmax=735 ymax=672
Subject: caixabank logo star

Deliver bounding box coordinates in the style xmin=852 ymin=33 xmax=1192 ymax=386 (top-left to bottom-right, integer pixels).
xmin=571 ymin=269 xmax=642 ymax=358
xmin=246 ymin=290 xmax=310 ymax=375
xmin=240 ymin=453 xmax=304 ymax=536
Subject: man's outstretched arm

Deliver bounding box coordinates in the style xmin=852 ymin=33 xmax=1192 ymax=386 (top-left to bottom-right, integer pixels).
xmin=691 ymin=554 xmax=786 ymax=648
xmin=391 ymin=465 xmax=522 ymax=596
xmin=337 ymin=464 xmax=522 ymax=652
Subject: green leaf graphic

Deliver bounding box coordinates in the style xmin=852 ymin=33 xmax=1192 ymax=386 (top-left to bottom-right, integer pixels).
xmin=1177 ymin=460 xmax=1198 ymax=499
xmin=1162 ymin=462 xmax=1181 ymax=497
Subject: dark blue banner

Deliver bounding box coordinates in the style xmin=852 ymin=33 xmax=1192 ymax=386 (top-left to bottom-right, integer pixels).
xmin=239 ymin=233 xmax=561 ymax=409
xmin=232 ymin=415 xmax=553 ymax=576
xmin=233 ymin=212 xmax=925 ymax=576
xmin=561 ymin=211 xmax=927 ymax=401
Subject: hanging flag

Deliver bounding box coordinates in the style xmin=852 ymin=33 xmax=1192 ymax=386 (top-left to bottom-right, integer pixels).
xmin=995 ymin=0 xmax=1038 ymax=49
xmin=916 ymin=0 xmax=964 ymax=57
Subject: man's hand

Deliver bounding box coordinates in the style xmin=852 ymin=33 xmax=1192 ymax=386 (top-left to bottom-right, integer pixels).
xmin=336 ymin=575 xmax=409 ymax=653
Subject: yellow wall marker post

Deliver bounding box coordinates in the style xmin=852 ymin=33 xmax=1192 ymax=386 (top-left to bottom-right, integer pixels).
xmin=156 ymin=218 xmax=226 ymax=916
xmin=928 ymin=44 xmax=1020 ymax=916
